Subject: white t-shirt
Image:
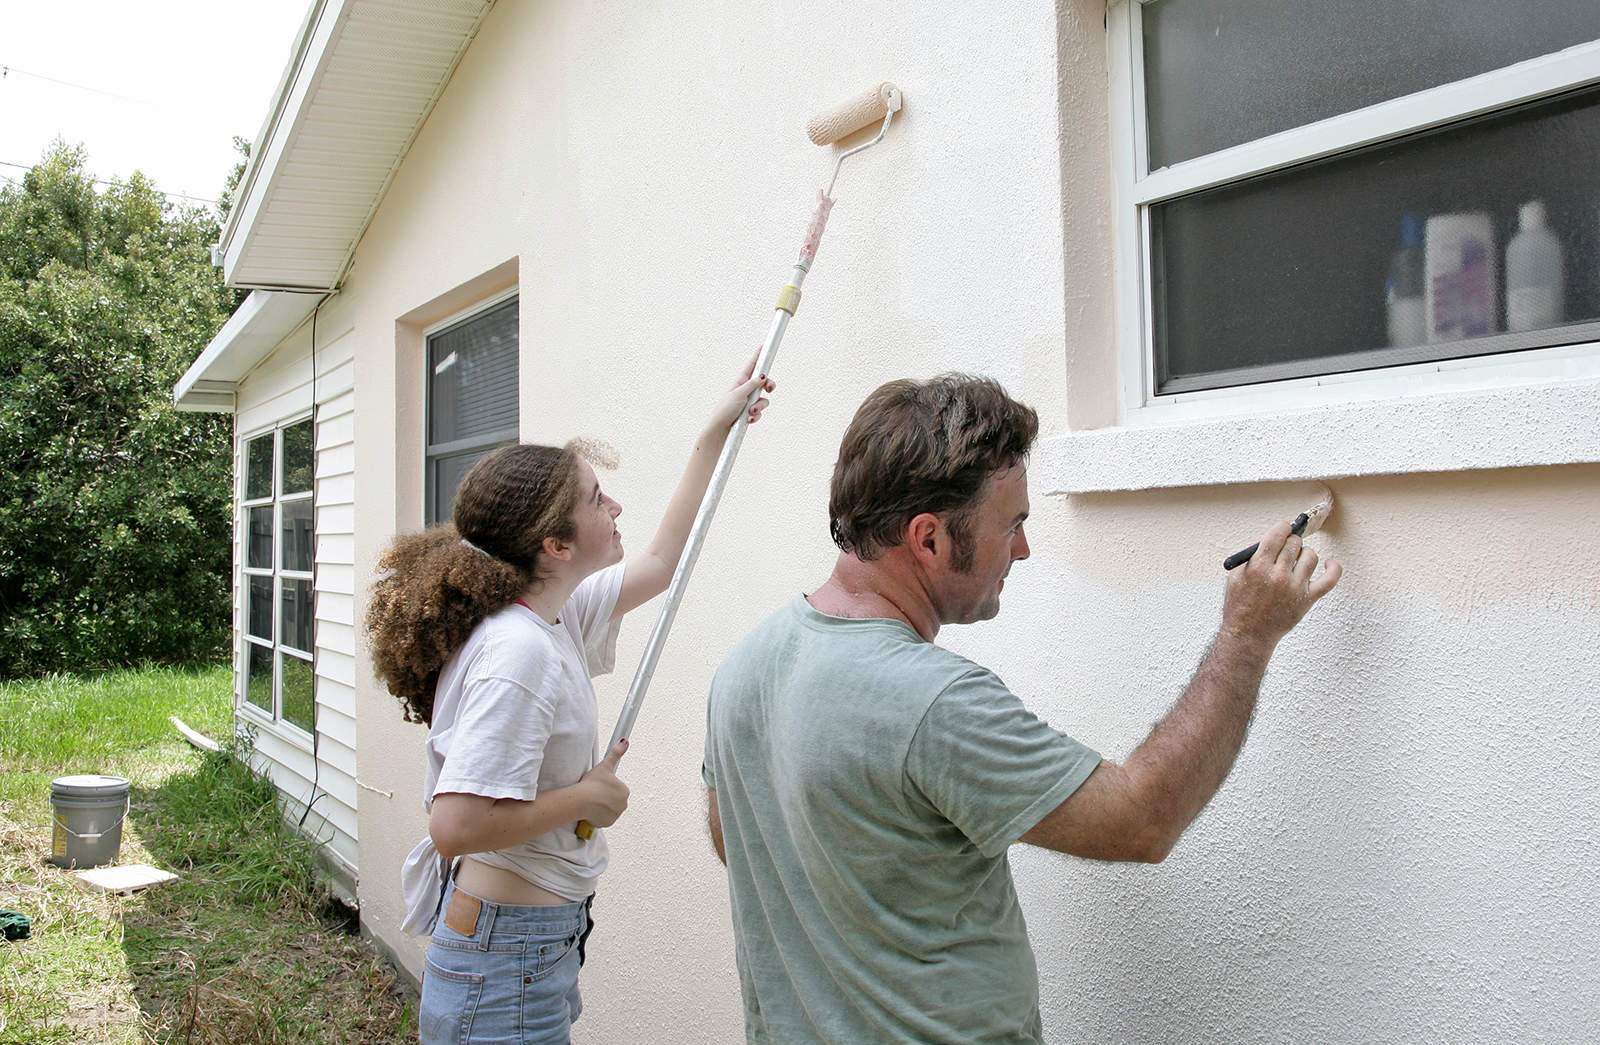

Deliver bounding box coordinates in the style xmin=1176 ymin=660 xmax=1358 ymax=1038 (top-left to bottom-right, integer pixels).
xmin=399 ymin=563 xmax=625 ymax=933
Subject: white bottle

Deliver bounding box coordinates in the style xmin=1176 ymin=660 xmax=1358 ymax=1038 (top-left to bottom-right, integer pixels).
xmin=1506 ymin=200 xmax=1564 ymax=332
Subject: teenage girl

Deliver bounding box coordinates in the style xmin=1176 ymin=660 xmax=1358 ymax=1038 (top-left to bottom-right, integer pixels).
xmin=366 ymin=360 xmax=774 ymax=1043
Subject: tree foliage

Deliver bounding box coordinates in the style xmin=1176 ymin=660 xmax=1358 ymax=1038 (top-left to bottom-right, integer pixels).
xmin=0 ymin=143 xmax=238 ymax=677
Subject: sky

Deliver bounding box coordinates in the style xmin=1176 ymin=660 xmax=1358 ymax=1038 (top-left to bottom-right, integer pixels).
xmin=1 ymin=2 xmax=311 ymax=210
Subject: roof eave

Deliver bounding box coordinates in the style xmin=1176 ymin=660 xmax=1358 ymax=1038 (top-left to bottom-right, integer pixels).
xmin=172 ymin=291 xmax=324 ymax=413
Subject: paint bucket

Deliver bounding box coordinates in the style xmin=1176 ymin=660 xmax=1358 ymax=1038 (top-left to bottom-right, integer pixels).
xmin=49 ymin=774 xmax=131 ymax=869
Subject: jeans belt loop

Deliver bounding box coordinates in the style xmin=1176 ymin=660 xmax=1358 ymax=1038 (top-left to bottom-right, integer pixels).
xmin=476 ymin=896 xmax=496 ymax=951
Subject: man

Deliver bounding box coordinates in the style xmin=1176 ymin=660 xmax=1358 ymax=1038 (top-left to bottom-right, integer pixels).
xmin=703 ymin=374 xmax=1342 ymax=1044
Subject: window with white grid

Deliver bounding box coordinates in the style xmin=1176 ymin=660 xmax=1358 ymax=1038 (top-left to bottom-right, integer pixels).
xmin=240 ymin=416 xmax=315 ymax=735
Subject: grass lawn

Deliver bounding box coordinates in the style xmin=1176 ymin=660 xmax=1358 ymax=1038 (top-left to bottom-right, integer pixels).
xmin=0 ymin=665 xmax=415 ymax=1043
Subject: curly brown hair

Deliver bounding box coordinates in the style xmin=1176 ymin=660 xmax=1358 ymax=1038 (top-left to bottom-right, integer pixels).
xmin=365 ymin=443 xmax=583 ymax=725
xmin=829 ymin=374 xmax=1038 ymax=571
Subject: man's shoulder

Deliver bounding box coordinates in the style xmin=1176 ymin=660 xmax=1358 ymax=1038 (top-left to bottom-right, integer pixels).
xmin=715 ymin=597 xmax=994 ymax=690
xmin=715 ymin=599 xmax=806 ymax=675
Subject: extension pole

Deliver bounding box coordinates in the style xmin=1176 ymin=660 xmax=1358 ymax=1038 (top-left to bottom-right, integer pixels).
xmin=573 ymin=213 xmax=827 ymax=841
xmin=576 ymin=84 xmax=902 ymax=840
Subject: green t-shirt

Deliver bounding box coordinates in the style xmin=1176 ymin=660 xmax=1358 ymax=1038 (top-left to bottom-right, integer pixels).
xmin=703 ymin=596 xmax=1102 ymax=1044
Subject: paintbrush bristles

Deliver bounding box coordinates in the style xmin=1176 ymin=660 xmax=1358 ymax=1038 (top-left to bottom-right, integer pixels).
xmin=1299 ymin=488 xmax=1335 ymax=537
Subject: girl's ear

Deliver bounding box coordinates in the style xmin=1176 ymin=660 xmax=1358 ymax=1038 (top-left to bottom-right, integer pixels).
xmin=542 ymin=535 xmax=573 ymax=562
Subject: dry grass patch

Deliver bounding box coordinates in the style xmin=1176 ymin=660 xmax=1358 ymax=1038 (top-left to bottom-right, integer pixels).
xmin=0 ymin=665 xmax=415 ymax=1043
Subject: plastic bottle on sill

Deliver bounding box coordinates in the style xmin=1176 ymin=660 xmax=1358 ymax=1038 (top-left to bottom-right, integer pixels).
xmin=1505 ymin=199 xmax=1564 ymax=332
xmin=1385 ymin=210 xmax=1426 ymax=347
xmin=1425 ymin=211 xmax=1498 ymax=343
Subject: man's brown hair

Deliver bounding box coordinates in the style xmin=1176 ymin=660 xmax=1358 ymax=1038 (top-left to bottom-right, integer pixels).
xmin=829 ymin=374 xmax=1038 ymax=570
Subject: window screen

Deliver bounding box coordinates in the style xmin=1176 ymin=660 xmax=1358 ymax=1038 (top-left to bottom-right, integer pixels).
xmin=1143 ymin=0 xmax=1600 ymax=168
xmin=1151 ymin=85 xmax=1600 ymax=393
xmin=426 ymin=298 xmax=519 ymax=524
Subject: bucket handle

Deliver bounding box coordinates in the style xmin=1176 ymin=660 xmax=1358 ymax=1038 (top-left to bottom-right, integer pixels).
xmin=54 ymin=797 xmax=129 ymax=843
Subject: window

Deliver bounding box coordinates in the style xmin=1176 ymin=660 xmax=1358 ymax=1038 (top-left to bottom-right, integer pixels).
xmin=240 ymin=417 xmax=315 ymax=734
xmin=1112 ymin=1 xmax=1600 ymax=405
xmin=425 ymin=296 xmax=519 ymax=524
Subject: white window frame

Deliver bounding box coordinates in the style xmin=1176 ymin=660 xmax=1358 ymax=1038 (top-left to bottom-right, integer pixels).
xmin=422 ymin=288 xmax=520 ymax=525
xmin=1107 ymin=0 xmax=1600 ymax=427
xmin=238 ymin=414 xmax=316 ymax=744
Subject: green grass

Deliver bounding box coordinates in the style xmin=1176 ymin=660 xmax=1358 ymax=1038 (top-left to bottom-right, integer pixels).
xmin=0 ymin=664 xmax=414 ymax=1043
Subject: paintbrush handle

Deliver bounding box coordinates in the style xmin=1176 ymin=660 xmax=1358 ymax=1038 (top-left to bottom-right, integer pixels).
xmin=1223 ymin=512 xmax=1310 ymax=570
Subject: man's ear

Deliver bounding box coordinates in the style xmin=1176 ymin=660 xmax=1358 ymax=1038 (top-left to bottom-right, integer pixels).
xmin=905 ymin=513 xmax=944 ymax=569
xmin=542 ymin=535 xmax=573 ymax=562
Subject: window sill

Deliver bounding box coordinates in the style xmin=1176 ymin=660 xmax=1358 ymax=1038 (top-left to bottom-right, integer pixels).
xmin=237 ymin=701 xmax=315 ymax=753
xmin=1039 ymin=376 xmax=1600 ymax=494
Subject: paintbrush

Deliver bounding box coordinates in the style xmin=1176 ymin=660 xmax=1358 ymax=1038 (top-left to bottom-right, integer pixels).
xmin=1223 ymin=490 xmax=1335 ymax=570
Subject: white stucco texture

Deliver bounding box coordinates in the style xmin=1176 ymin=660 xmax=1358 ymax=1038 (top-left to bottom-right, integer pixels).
xmin=1042 ymin=377 xmax=1600 ymax=494
xmin=1012 ymin=464 xmax=1599 ymax=1043
xmin=334 ymin=1 xmax=1600 ymax=1041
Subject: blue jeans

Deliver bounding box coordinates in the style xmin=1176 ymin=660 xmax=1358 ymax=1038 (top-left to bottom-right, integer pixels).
xmin=419 ymin=876 xmax=592 ymax=1044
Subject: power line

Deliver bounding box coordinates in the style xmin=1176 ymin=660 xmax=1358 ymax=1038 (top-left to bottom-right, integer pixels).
xmin=0 ymin=159 xmax=218 ymax=206
xmin=1 ymin=61 xmax=230 ymax=207
xmin=0 ymin=63 xmax=153 ymax=105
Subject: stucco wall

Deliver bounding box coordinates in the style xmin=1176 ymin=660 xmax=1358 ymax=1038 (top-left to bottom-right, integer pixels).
xmin=346 ymin=1 xmax=1600 ymax=1040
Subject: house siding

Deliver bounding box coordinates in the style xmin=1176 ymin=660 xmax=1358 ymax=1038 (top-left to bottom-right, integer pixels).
xmin=232 ymin=294 xmax=360 ymax=878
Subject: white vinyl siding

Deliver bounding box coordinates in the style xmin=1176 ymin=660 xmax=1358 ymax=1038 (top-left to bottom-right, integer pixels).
xmin=232 ymin=297 xmax=360 ymax=875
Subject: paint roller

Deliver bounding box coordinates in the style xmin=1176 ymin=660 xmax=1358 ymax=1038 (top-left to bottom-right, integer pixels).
xmin=575 ymin=82 xmax=906 ymax=839
xmin=1223 ymin=488 xmax=1335 ymax=570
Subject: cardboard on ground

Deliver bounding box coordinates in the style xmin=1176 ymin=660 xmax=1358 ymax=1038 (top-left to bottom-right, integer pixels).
xmin=73 ymin=863 xmax=178 ymax=893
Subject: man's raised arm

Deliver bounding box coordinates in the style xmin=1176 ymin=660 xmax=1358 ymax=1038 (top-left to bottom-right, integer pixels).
xmin=1023 ymin=521 xmax=1341 ymax=863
